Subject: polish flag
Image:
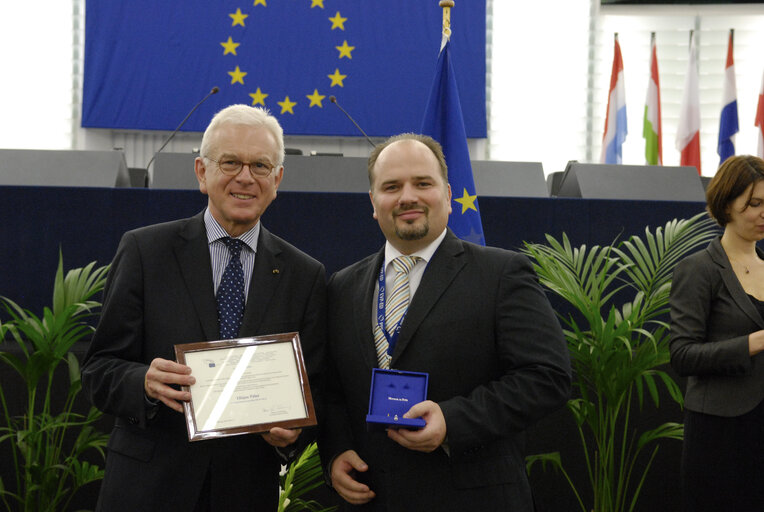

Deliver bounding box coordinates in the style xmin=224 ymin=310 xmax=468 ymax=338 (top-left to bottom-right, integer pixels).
xmin=717 ymin=29 xmax=739 ymax=166
xmin=643 ymin=33 xmax=662 ymax=165
xmin=676 ymin=32 xmax=701 ymax=175
xmin=600 ymin=34 xmax=627 ymax=164
xmin=756 ymin=70 xmax=764 ymax=159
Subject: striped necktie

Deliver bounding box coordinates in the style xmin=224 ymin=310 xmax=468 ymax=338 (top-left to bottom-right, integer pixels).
xmin=374 ymin=255 xmax=419 ymax=369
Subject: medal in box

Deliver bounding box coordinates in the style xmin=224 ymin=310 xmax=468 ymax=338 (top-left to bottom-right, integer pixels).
xmin=366 ymin=368 xmax=428 ymax=430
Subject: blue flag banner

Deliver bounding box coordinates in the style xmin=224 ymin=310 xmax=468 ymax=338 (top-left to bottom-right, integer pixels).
xmin=82 ymin=1 xmax=486 ymax=137
xmin=421 ymin=39 xmax=485 ymax=246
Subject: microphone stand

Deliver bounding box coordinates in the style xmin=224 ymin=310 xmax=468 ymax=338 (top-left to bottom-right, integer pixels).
xmin=146 ymin=86 xmax=220 ymax=172
xmin=329 ymin=96 xmax=376 ymax=148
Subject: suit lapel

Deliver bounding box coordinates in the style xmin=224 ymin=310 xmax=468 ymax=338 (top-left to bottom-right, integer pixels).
xmin=708 ymin=238 xmax=764 ymax=328
xmin=239 ymin=227 xmax=281 ymax=336
xmin=175 ymin=212 xmax=219 ymax=341
xmin=353 ymin=250 xmax=385 ymax=370
xmin=391 ymin=232 xmax=466 ymax=367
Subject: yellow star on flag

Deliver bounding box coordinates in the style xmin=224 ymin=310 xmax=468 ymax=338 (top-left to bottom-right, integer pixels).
xmin=254 ymin=0 xmax=267 ymax=6
xmin=306 ymin=89 xmax=326 ymax=107
xmin=229 ymin=8 xmax=248 ymax=26
xmin=249 ymin=88 xmax=268 ymax=106
xmin=228 ymin=66 xmax=247 ymax=85
xmin=329 ymin=11 xmax=347 ymax=30
xmin=311 ymin=0 xmax=325 ymax=8
xmin=454 ymin=188 xmax=478 ymax=214
xmin=278 ymin=96 xmax=297 ymax=114
xmin=327 ymin=69 xmax=347 ymax=87
xmin=336 ymin=40 xmax=355 ymax=59
xmin=220 ymin=37 xmax=240 ymax=56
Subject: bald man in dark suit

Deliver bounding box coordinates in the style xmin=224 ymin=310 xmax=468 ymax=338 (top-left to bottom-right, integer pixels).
xmin=319 ymin=133 xmax=571 ymax=511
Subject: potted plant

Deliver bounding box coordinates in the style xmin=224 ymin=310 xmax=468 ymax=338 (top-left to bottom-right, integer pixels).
xmin=0 ymin=252 xmax=110 ymax=512
xmin=522 ymin=213 xmax=718 ymax=512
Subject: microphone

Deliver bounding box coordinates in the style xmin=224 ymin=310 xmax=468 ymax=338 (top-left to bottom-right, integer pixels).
xmin=146 ymin=86 xmax=220 ymax=171
xmin=329 ymin=96 xmax=375 ymax=148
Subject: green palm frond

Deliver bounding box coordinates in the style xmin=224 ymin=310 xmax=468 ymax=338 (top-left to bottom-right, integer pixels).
xmin=278 ymin=442 xmax=336 ymax=512
xmin=614 ymin=214 xmax=718 ymax=299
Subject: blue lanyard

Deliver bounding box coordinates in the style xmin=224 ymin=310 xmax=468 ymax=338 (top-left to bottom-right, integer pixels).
xmin=376 ymin=263 xmax=406 ymax=356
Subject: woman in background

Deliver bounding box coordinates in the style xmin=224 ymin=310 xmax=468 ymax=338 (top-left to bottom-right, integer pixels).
xmin=670 ymin=155 xmax=764 ymax=511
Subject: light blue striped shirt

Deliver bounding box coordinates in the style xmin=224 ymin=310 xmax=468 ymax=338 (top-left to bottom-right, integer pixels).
xmin=204 ymin=209 xmax=259 ymax=301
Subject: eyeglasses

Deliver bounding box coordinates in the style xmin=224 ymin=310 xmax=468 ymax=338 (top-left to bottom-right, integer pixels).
xmin=206 ymin=157 xmax=278 ymax=178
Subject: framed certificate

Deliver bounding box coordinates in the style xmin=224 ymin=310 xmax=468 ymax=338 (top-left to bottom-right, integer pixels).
xmin=174 ymin=332 xmax=316 ymax=442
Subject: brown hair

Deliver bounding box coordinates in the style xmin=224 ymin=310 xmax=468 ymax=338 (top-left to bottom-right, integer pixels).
xmin=367 ymin=133 xmax=448 ymax=187
xmin=706 ymin=155 xmax=764 ymax=226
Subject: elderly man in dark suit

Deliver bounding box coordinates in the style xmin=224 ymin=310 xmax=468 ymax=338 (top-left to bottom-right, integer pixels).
xmin=318 ymin=133 xmax=571 ymax=511
xmin=82 ymin=105 xmax=326 ymax=511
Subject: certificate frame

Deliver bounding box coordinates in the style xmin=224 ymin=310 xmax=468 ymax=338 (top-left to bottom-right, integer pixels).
xmin=174 ymin=332 xmax=316 ymax=442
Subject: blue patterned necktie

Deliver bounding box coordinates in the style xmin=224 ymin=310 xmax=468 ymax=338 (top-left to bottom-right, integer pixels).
xmin=217 ymin=237 xmax=245 ymax=340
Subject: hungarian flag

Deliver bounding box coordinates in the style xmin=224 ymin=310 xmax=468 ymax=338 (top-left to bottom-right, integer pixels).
xmin=756 ymin=70 xmax=764 ymax=159
xmin=643 ymin=33 xmax=662 ymax=165
xmin=600 ymin=34 xmax=627 ymax=164
xmin=717 ymin=29 xmax=739 ymax=166
xmin=676 ymin=32 xmax=701 ymax=175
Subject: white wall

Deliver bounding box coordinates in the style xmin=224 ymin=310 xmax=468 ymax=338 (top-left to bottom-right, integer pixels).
xmin=488 ymin=0 xmax=593 ymax=175
xmin=0 ymin=1 xmax=76 ymax=149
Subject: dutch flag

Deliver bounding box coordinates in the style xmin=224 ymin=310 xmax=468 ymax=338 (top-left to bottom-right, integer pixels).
xmin=601 ymin=34 xmax=627 ymax=164
xmin=717 ymin=29 xmax=739 ymax=166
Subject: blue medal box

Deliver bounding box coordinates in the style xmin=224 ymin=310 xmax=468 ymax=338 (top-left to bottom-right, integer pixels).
xmin=366 ymin=368 xmax=428 ymax=430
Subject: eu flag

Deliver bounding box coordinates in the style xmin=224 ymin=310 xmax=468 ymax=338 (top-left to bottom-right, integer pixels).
xmin=82 ymin=1 xmax=486 ymax=138
xmin=421 ymin=39 xmax=485 ymax=246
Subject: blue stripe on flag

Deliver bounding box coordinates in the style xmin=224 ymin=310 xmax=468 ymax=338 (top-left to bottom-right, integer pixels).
xmin=718 ymin=100 xmax=739 ymax=164
xmin=604 ymin=105 xmax=628 ymax=165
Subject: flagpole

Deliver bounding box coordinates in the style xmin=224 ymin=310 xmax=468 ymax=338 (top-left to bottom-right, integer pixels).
xmin=422 ymin=0 xmax=486 ymax=245
xmin=440 ymin=0 xmax=454 ymax=39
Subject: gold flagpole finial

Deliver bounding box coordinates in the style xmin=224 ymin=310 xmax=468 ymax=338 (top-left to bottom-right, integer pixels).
xmin=440 ymin=0 xmax=454 ymax=39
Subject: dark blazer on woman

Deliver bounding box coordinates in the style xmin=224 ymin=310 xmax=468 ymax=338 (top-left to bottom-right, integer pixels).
xmin=669 ymin=236 xmax=764 ymax=417
xmin=82 ymin=212 xmax=326 ymax=512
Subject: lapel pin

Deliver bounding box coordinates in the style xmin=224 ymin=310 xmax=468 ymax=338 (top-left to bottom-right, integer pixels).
xmin=272 ymin=269 xmax=280 ymax=274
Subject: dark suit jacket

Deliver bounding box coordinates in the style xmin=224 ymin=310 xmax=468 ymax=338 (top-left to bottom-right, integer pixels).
xmin=82 ymin=211 xmax=326 ymax=512
xmin=319 ymin=231 xmax=571 ymax=511
xmin=669 ymin=236 xmax=764 ymax=417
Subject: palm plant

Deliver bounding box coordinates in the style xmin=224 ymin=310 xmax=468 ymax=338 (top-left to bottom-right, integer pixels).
xmin=522 ymin=213 xmax=718 ymax=512
xmin=0 ymin=252 xmax=110 ymax=512
xmin=278 ymin=441 xmax=337 ymax=512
